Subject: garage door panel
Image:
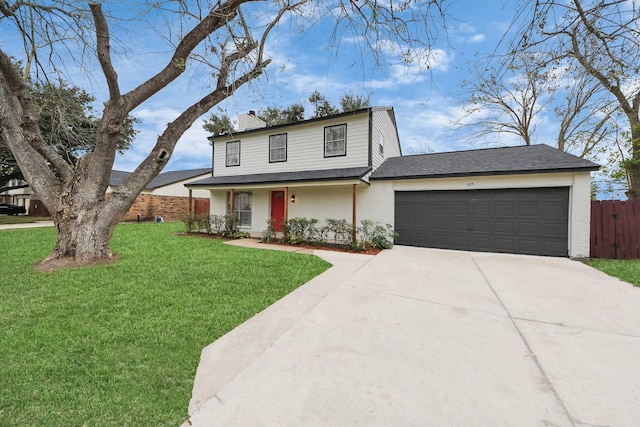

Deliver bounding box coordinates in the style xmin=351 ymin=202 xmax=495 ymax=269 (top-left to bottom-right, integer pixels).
xmin=493 ymin=237 xmax=515 ymax=250
xmin=544 ymin=241 xmax=567 ymax=255
xmin=432 ymin=219 xmax=448 ymax=229
xmin=450 ymin=220 xmax=469 ymax=232
xmin=518 ymin=204 xmax=539 ymax=217
xmin=431 ymin=233 xmax=451 ymax=247
xmin=430 ymin=203 xmax=449 ymax=215
xmin=471 ymin=203 xmax=491 ymax=215
xmin=543 ymin=205 xmax=566 ymax=216
xmin=449 ymin=234 xmax=471 ymax=248
xmin=543 ymin=223 xmax=566 ymax=236
xmin=494 ymin=205 xmax=515 ymax=216
xmin=471 ymin=220 xmax=491 ymax=233
xmin=471 ymin=236 xmax=493 ymax=251
xmin=394 ymin=188 xmax=569 ymax=257
xmin=494 ymin=221 xmax=515 ymax=233
xmin=450 ymin=203 xmax=469 ymax=215
xmin=518 ymin=221 xmax=540 ymax=235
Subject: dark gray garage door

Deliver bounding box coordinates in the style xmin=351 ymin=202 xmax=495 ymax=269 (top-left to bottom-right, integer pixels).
xmin=394 ymin=187 xmax=569 ymax=256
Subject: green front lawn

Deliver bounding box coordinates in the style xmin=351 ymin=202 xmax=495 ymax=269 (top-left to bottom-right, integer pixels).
xmin=590 ymin=258 xmax=640 ymax=287
xmin=0 ymin=222 xmax=330 ymax=426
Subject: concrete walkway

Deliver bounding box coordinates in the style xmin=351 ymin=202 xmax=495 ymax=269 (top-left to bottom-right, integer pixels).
xmin=185 ymin=244 xmax=640 ymax=426
xmin=0 ymin=220 xmax=53 ymax=230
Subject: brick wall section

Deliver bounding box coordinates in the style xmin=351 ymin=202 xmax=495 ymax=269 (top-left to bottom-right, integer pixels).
xmin=121 ymin=194 xmax=209 ymax=222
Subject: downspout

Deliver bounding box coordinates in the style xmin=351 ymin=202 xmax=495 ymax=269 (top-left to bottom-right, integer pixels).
xmin=368 ymin=108 xmax=373 ymax=168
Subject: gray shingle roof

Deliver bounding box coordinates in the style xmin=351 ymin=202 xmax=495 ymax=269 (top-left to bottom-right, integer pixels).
xmin=110 ymin=168 xmax=211 ymax=189
xmin=370 ymin=144 xmax=599 ymax=180
xmin=188 ymin=166 xmax=372 ymax=187
xmin=109 ymin=170 xmax=131 ymax=187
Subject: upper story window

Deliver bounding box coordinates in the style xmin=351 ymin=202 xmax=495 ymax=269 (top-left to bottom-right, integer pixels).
xmin=324 ymin=124 xmax=347 ymax=157
xmin=226 ymin=141 xmax=240 ymax=166
xmin=379 ymin=135 xmax=384 ymax=156
xmin=269 ymin=133 xmax=287 ymax=163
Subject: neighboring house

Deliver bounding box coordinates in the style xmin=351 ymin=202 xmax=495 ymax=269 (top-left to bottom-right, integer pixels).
xmin=109 ymin=168 xmax=211 ymax=221
xmin=0 ymin=179 xmax=33 ymax=211
xmin=0 ymin=169 xmax=212 ymax=221
xmin=187 ymin=108 xmax=599 ymax=258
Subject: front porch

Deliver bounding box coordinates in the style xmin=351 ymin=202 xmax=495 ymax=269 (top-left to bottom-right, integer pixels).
xmin=209 ymin=181 xmax=366 ymax=240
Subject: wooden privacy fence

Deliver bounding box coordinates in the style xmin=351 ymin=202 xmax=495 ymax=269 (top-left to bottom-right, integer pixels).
xmin=591 ymin=200 xmax=640 ymax=259
xmin=193 ymin=198 xmax=210 ymax=216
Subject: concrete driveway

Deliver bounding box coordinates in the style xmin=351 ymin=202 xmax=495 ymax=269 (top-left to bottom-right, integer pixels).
xmin=184 ymin=245 xmax=640 ymax=427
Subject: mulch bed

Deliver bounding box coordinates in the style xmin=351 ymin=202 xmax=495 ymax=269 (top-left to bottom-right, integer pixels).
xmin=179 ymin=232 xmax=381 ymax=255
xmin=263 ymin=240 xmax=382 ymax=255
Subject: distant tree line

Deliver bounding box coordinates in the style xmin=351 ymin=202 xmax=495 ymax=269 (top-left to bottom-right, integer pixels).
xmin=202 ymin=90 xmax=371 ymax=136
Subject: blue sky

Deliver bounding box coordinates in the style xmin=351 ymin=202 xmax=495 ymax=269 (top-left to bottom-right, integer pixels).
xmin=2 ymin=1 xmax=610 ymax=186
xmin=103 ymin=1 xmax=524 ymax=172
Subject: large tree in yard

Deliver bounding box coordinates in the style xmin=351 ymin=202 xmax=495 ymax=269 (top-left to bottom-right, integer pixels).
xmin=509 ymin=0 xmax=640 ymax=198
xmin=0 ymin=0 xmax=444 ymax=269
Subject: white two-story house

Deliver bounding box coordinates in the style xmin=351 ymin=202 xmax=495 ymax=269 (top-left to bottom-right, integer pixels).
xmin=188 ymin=107 xmax=402 ymax=235
xmin=188 ymin=107 xmax=599 ymax=258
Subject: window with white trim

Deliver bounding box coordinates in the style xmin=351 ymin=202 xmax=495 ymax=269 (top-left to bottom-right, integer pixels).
xmin=269 ymin=133 xmax=287 ymax=163
xmin=227 ymin=191 xmax=252 ymax=227
xmin=379 ymin=134 xmax=384 ymax=155
xmin=324 ymin=124 xmax=346 ymax=157
xmin=226 ymin=141 xmax=240 ymax=166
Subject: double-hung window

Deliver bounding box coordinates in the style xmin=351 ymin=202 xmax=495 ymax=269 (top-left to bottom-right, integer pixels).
xmin=227 ymin=191 xmax=252 ymax=227
xmin=226 ymin=141 xmax=240 ymax=166
xmin=324 ymin=124 xmax=346 ymax=157
xmin=269 ymin=134 xmax=287 ymax=163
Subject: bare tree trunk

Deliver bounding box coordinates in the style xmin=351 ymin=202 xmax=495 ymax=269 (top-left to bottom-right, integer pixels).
xmin=627 ymin=123 xmax=640 ymax=200
xmin=42 ymin=204 xmax=119 ymax=269
xmin=35 ymin=173 xmax=133 ymax=269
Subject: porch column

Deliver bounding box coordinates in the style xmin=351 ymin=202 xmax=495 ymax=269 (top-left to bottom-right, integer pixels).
xmin=284 ymin=187 xmax=289 ymax=222
xmin=352 ymin=183 xmax=358 ymax=243
xmin=229 ymin=188 xmax=235 ymax=214
xmin=188 ymin=189 xmax=193 ymax=215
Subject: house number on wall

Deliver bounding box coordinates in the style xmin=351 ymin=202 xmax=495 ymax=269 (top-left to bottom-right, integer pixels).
xmin=466 ymin=182 xmax=475 ymax=187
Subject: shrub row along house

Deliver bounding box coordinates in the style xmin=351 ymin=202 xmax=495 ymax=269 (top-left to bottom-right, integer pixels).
xmin=187 ymin=107 xmax=599 ymax=258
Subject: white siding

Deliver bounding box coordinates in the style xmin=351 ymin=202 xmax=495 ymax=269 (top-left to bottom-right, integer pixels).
xmin=358 ymin=181 xmax=395 ymax=227
xmin=210 ymin=190 xmax=227 ymax=216
xmin=213 ymin=114 xmax=371 ymax=177
xmin=288 ymin=186 xmax=354 ymax=224
xmin=568 ymin=172 xmax=592 ymax=258
xmin=370 ymin=109 xmax=402 ymax=170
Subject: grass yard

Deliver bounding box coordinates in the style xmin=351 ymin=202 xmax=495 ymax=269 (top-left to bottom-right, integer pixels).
xmin=590 ymin=258 xmax=640 ymax=287
xmin=0 ymin=222 xmax=331 ymax=426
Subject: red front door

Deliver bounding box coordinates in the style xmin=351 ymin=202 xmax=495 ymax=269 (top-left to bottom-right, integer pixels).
xmin=270 ymin=191 xmax=285 ymax=232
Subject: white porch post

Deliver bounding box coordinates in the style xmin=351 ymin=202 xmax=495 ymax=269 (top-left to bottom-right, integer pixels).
xmin=352 ymin=183 xmax=357 ymax=243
